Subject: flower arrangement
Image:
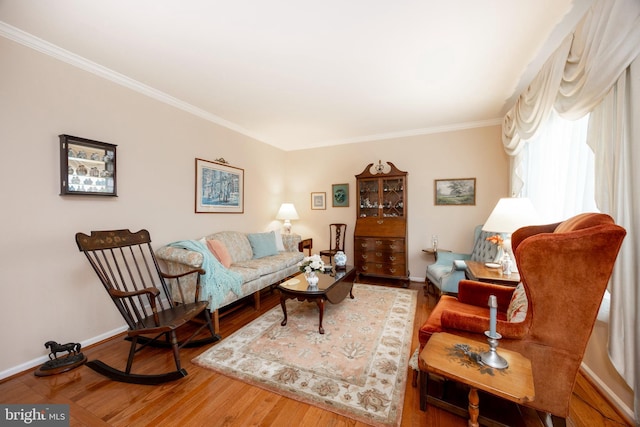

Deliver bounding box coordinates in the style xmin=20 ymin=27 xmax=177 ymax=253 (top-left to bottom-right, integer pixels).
xmin=299 ymin=254 xmax=325 ymax=274
xmin=486 ymin=234 xmax=504 ymax=247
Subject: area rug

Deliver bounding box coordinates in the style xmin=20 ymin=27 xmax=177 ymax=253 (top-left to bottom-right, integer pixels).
xmin=193 ymin=283 xmax=417 ymax=427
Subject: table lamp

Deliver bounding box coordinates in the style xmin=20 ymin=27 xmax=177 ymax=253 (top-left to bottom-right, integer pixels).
xmin=276 ymin=203 xmax=299 ymax=234
xmin=482 ymin=197 xmax=540 ymax=268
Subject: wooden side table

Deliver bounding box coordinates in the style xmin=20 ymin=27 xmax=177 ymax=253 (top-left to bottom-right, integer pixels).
xmin=465 ymin=260 xmax=520 ymax=286
xmin=421 ymin=248 xmax=452 ymax=262
xmin=420 ymin=332 xmax=534 ymax=427
xmin=298 ymin=238 xmax=312 ymax=255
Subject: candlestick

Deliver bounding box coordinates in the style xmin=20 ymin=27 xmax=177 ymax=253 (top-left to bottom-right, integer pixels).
xmin=488 ymin=295 xmax=497 ymax=338
xmin=480 ymin=331 xmax=509 ymax=369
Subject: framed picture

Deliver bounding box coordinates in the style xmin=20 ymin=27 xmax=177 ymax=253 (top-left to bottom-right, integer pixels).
xmin=434 ymin=178 xmax=476 ymax=206
xmin=311 ymin=192 xmax=326 ymax=210
xmin=195 ymin=158 xmax=244 ymax=213
xmin=59 ymin=134 xmax=117 ymax=197
xmin=332 ymin=183 xmax=349 ymax=207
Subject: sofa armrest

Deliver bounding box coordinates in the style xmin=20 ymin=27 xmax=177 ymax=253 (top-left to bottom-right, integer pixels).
xmin=282 ymin=234 xmax=302 ymax=252
xmin=155 ymin=246 xmax=204 ymax=268
xmin=457 ymin=280 xmax=515 ymax=310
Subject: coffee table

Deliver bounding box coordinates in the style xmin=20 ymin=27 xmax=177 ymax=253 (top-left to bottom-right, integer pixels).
xmin=277 ymin=266 xmax=355 ymax=334
xmin=420 ymin=332 xmax=534 ymax=427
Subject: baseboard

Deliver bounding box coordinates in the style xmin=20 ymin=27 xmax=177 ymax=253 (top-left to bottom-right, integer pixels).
xmin=0 ymin=325 xmax=128 ymax=381
xmin=580 ymin=362 xmax=635 ymax=424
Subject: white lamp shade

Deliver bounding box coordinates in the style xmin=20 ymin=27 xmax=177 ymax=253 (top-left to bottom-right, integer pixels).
xmin=276 ymin=203 xmax=299 ymax=220
xmin=482 ymin=197 xmax=540 ymax=234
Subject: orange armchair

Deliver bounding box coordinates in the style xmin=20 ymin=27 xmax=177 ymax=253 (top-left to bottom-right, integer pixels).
xmin=417 ymin=213 xmax=626 ymax=422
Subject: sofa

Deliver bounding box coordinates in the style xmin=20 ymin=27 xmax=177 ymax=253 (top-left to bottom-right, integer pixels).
xmin=156 ymin=230 xmax=304 ymax=332
xmin=426 ymin=224 xmax=500 ymax=295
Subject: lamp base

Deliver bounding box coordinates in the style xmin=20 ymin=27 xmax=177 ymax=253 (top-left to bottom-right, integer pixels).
xmin=283 ymin=220 xmax=292 ymax=234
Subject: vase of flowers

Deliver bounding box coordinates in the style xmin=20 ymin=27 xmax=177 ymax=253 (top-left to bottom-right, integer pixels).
xmin=486 ymin=234 xmax=504 ymax=263
xmin=299 ymin=254 xmax=325 ymax=287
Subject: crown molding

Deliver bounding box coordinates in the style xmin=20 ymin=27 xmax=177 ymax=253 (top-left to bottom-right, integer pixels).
xmin=0 ymin=21 xmax=268 ymax=144
xmin=2 ymin=21 xmax=501 ymax=151
xmin=312 ymin=118 xmax=503 ymax=149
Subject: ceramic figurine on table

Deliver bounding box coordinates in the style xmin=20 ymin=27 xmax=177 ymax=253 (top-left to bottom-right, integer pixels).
xmin=334 ymin=251 xmax=347 ymax=270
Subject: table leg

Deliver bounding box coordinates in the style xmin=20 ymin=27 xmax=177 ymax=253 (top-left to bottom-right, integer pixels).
xmin=280 ymin=296 xmax=288 ymax=327
xmin=468 ymin=387 xmax=479 ymax=427
xmin=316 ymin=298 xmax=325 ymax=334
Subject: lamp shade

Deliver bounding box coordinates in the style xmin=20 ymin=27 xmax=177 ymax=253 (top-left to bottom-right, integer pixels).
xmin=276 ymin=203 xmax=299 ymax=220
xmin=482 ymin=197 xmax=540 ymax=234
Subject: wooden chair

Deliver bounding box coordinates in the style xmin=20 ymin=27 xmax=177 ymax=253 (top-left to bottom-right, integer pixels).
xmin=75 ymin=229 xmax=219 ymax=385
xmin=319 ymin=223 xmax=347 ymax=264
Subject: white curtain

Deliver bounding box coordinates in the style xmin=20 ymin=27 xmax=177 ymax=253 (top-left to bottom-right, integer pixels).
xmin=503 ymin=0 xmax=640 ymax=195
xmin=520 ymin=110 xmax=595 ymax=222
xmin=587 ymin=58 xmax=640 ymax=423
xmin=502 ymin=0 xmax=640 ymax=421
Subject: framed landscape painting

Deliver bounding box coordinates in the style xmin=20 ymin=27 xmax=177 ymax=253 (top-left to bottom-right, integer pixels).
xmin=195 ymin=158 xmax=244 ymax=213
xmin=434 ymin=178 xmax=476 ymax=206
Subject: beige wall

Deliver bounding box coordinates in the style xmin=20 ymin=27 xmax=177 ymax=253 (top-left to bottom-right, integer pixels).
xmin=1 ymin=35 xmax=631 ymax=419
xmin=284 ymin=127 xmax=509 ymax=278
xmin=0 ymin=35 xmax=506 ymax=376
xmin=0 ymin=37 xmax=288 ymax=375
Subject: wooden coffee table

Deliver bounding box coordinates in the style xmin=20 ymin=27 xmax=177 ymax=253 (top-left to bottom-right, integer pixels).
xmin=420 ymin=332 xmax=534 ymax=427
xmin=277 ymin=266 xmax=355 ymax=334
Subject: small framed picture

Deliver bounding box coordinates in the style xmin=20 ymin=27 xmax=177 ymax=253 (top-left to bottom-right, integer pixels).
xmin=332 ymin=183 xmax=349 ymax=207
xmin=435 ymin=178 xmax=476 ymax=206
xmin=311 ymin=192 xmax=326 ymax=210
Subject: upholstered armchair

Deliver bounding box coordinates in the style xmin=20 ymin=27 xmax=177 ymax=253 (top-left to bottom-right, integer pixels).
xmin=426 ymin=225 xmax=500 ymax=295
xmin=418 ymin=213 xmax=626 ymax=423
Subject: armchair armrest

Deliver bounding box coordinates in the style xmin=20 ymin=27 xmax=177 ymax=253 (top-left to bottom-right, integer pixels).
xmin=160 ymin=268 xmax=206 ymax=302
xmin=457 ymin=280 xmax=515 ymax=310
xmin=440 ymin=310 xmax=527 ymax=339
xmin=109 ymin=287 xmax=160 ymax=300
xmin=161 ymin=268 xmax=206 ymax=279
xmin=434 ymin=251 xmax=471 ymax=264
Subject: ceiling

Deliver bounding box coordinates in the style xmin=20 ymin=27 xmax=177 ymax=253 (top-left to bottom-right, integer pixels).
xmin=0 ymin=1 xmax=592 ymax=151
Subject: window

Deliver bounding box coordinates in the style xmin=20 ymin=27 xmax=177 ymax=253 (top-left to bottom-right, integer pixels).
xmin=520 ymin=110 xmax=597 ymax=222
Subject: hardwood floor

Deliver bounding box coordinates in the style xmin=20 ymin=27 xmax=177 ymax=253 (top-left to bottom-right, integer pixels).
xmin=0 ymin=280 xmax=631 ymax=426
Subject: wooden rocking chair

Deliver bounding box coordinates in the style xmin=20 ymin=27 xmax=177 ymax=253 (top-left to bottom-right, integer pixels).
xmin=76 ymin=229 xmax=219 ymax=385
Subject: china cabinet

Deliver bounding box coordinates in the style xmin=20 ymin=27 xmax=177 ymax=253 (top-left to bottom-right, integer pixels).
xmin=354 ymin=161 xmax=408 ymax=285
xmin=60 ymin=134 xmax=117 ymax=196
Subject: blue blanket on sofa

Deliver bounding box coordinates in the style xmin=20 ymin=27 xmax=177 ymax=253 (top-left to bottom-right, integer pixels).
xmin=168 ymin=240 xmax=243 ymax=310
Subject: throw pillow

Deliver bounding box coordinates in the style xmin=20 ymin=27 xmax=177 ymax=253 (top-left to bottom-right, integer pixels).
xmin=506 ymin=282 xmax=528 ymax=323
xmin=247 ymin=231 xmax=279 ymax=259
xmin=206 ymin=239 xmax=232 ymax=268
xmin=273 ymin=229 xmax=285 ymax=251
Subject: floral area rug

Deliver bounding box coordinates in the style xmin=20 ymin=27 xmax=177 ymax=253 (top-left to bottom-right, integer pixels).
xmin=193 ymin=283 xmax=417 ymax=427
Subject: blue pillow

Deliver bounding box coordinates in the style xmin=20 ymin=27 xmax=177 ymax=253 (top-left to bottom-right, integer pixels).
xmin=247 ymin=231 xmax=279 ymax=259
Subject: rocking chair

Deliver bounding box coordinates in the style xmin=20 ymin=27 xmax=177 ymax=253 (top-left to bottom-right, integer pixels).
xmin=76 ymin=229 xmax=219 ymax=385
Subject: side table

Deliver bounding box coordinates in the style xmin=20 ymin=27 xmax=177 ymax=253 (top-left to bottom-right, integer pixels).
xmin=298 ymin=238 xmax=312 ymax=256
xmin=465 ymin=260 xmax=520 ymax=286
xmin=420 ymin=332 xmax=534 ymax=427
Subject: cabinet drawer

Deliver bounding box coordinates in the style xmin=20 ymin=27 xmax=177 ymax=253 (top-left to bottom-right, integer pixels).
xmin=358 ymin=262 xmax=407 ymax=277
xmin=355 ymin=250 xmax=405 ymax=264
xmin=355 ymin=238 xmax=405 ymax=253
